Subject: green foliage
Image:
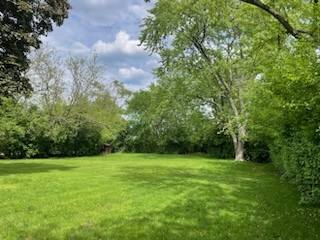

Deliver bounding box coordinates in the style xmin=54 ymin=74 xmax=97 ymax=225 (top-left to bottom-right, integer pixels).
xmin=244 ymin=141 xmax=270 ymax=163
xmin=203 ymin=129 xmax=234 ymax=159
xmin=270 ymin=135 xmax=320 ymax=205
xmin=140 ymin=0 xmax=268 ymax=160
xmin=0 ymin=47 xmax=128 ymax=159
xmin=116 ymin=84 xmax=236 ymax=158
xmin=0 ymin=99 xmax=104 ymax=158
xmin=0 ymin=98 xmax=27 ymax=158
xmin=0 ymin=0 xmax=71 ymax=97
xmin=247 ymin=39 xmax=320 ymax=203
xmin=141 ymin=0 xmax=320 ymax=203
xmin=50 ymin=115 xmax=103 ymax=157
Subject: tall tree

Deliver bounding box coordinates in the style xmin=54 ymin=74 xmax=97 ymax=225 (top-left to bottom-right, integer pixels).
xmin=140 ymin=0 xmax=255 ymax=160
xmin=0 ymin=0 xmax=71 ymax=98
xmin=26 ymin=46 xmax=127 ymax=155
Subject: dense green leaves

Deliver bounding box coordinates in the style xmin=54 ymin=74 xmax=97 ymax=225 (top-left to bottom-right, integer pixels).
xmin=248 ymin=40 xmax=320 ymax=204
xmin=117 ymin=84 xmax=234 ymax=158
xmin=0 ymin=0 xmax=71 ymax=97
xmin=0 ymin=99 xmax=105 ymax=158
xmin=243 ymin=2 xmax=320 ymax=204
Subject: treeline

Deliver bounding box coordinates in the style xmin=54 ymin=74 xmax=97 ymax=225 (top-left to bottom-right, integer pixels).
xmin=0 ymin=48 xmax=127 ymax=158
xmin=0 ymin=98 xmax=103 ymax=158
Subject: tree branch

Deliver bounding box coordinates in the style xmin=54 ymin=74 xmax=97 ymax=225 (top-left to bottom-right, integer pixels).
xmin=240 ymin=0 xmax=313 ymax=38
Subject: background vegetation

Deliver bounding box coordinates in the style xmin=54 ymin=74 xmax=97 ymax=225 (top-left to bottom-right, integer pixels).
xmin=0 ymin=47 xmax=128 ymax=158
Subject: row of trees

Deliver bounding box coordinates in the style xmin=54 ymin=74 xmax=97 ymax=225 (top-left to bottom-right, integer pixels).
xmin=116 ymin=85 xmax=234 ymax=158
xmin=0 ymin=47 xmax=127 ymax=158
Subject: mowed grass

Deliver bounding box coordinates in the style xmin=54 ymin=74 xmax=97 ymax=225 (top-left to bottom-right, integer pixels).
xmin=0 ymin=154 xmax=319 ymax=240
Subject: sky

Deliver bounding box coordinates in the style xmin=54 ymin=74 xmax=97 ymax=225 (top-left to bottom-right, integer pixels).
xmin=42 ymin=0 xmax=158 ymax=91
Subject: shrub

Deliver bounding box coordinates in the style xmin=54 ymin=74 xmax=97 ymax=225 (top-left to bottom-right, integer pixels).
xmin=245 ymin=141 xmax=270 ymax=163
xmin=270 ymin=135 xmax=320 ymax=205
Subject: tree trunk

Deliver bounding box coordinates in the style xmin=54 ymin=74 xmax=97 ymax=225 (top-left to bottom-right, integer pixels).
xmin=230 ymin=124 xmax=246 ymax=161
xmin=235 ymin=140 xmax=245 ymax=161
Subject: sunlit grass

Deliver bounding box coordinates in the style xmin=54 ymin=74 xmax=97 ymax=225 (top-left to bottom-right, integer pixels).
xmin=0 ymin=154 xmax=319 ymax=239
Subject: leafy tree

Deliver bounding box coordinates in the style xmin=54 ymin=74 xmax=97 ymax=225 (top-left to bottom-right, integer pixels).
xmin=0 ymin=46 xmax=130 ymax=158
xmin=120 ymin=83 xmax=233 ymax=157
xmin=236 ymin=0 xmax=320 ymax=203
xmin=240 ymin=0 xmax=319 ymax=40
xmin=140 ymin=0 xmax=257 ymax=160
xmin=240 ymin=1 xmax=320 ymax=203
xmin=0 ymin=97 xmax=27 ymax=158
xmin=0 ymin=0 xmax=71 ymax=97
xmin=141 ymin=0 xmax=320 ymax=202
xmin=28 ymin=46 xmax=127 ymax=146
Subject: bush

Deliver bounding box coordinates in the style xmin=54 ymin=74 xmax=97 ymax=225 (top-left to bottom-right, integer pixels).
xmin=204 ymin=133 xmax=234 ymax=159
xmin=270 ymin=135 xmax=320 ymax=205
xmin=245 ymin=141 xmax=270 ymax=163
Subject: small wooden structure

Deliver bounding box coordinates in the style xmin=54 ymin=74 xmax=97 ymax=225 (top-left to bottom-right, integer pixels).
xmin=101 ymin=143 xmax=112 ymax=154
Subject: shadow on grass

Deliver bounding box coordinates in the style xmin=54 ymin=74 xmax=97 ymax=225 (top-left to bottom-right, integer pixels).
xmin=63 ymin=164 xmax=314 ymax=240
xmin=133 ymin=153 xmax=220 ymax=160
xmin=0 ymin=163 xmax=76 ymax=176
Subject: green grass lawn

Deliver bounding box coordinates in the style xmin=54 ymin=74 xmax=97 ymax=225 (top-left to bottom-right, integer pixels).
xmin=0 ymin=154 xmax=319 ymax=240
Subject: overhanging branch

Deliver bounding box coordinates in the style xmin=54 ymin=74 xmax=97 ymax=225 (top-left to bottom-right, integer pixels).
xmin=241 ymin=0 xmax=314 ymax=39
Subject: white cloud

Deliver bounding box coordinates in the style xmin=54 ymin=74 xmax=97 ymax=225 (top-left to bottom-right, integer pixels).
xmin=129 ymin=4 xmax=149 ymax=19
xmin=93 ymin=31 xmax=145 ymax=56
xmin=71 ymin=42 xmax=90 ymax=54
xmin=119 ymin=67 xmax=147 ymax=80
xmin=125 ymin=81 xmax=154 ymax=91
xmin=117 ymin=66 xmax=155 ymax=92
xmin=42 ymin=0 xmax=158 ymax=91
xmin=86 ymin=0 xmax=113 ymax=6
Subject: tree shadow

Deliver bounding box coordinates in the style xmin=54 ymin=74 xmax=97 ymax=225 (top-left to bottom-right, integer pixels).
xmin=133 ymin=153 xmax=224 ymax=160
xmin=63 ymin=164 xmax=315 ymax=240
xmin=0 ymin=162 xmax=77 ymax=176
xmin=15 ymin=161 xmax=317 ymax=239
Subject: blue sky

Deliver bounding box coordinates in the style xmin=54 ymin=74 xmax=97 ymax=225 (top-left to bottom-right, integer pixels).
xmin=42 ymin=0 xmax=158 ymax=91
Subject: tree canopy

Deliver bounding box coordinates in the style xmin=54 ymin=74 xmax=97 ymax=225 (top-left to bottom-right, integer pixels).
xmin=145 ymin=0 xmax=319 ymax=40
xmin=0 ymin=0 xmax=71 ymax=97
